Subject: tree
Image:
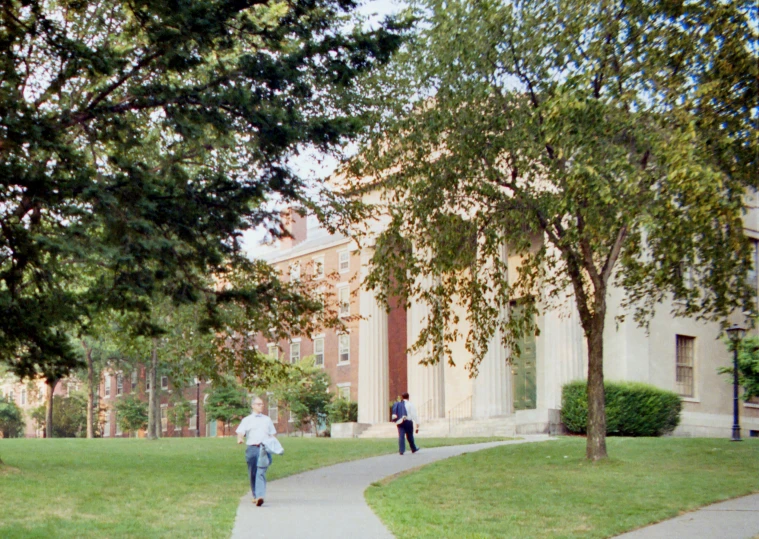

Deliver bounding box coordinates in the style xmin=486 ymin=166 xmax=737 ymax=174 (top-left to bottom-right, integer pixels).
xmin=114 ymin=395 xmax=149 ymax=437
xmin=0 ymin=396 xmax=25 ymax=439
xmin=720 ymin=336 xmax=759 ymax=401
xmin=204 ymin=379 xmax=250 ymax=436
xmin=346 ymin=0 xmax=757 ymax=460
xmin=272 ymin=356 xmax=332 ymax=434
xmin=167 ymin=396 xmax=193 ymax=437
xmin=34 ymin=393 xmax=89 ymax=438
xmin=0 ymin=0 xmax=408 ymax=397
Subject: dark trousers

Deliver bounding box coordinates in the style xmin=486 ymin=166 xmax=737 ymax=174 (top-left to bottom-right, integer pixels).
xmin=397 ymin=419 xmax=418 ymax=454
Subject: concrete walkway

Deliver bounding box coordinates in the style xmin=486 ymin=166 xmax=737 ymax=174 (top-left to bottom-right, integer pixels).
xmin=231 ymin=436 xmax=549 ymax=539
xmin=231 ymin=436 xmax=759 ymax=539
xmin=614 ymin=493 xmax=759 ymax=539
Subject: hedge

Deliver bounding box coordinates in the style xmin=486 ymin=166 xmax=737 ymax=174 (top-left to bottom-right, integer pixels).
xmin=561 ymin=380 xmax=682 ymax=436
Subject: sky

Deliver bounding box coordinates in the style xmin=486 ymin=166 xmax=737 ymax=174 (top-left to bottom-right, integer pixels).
xmin=240 ymin=0 xmax=406 ymax=259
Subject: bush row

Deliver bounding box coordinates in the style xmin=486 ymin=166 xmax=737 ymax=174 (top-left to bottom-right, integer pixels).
xmin=561 ymin=380 xmax=682 ymax=436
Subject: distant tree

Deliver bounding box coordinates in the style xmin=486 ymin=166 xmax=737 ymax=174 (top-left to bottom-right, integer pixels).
xmin=47 ymin=394 xmax=88 ymax=438
xmin=167 ymin=397 xmax=193 ymax=437
xmin=273 ymin=357 xmax=332 ymax=434
xmin=0 ymin=397 xmax=25 ymax=438
xmin=114 ymin=395 xmax=149 ymax=437
xmin=205 ymin=380 xmax=250 ymax=436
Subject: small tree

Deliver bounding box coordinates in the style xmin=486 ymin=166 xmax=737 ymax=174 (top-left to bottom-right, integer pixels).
xmin=204 ymin=380 xmax=250 ymax=436
xmin=167 ymin=397 xmax=193 ymax=438
xmin=720 ymin=336 xmax=759 ymax=401
xmin=113 ymin=395 xmax=149 ymax=437
xmin=50 ymin=394 xmax=88 ymax=438
xmin=0 ymin=397 xmax=25 ymax=438
xmin=274 ymin=357 xmax=333 ymax=435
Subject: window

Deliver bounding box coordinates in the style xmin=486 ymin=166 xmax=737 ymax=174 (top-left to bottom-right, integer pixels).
xmin=676 ymin=335 xmax=695 ymax=398
xmin=313 ymin=255 xmax=325 ymax=279
xmin=338 ymin=250 xmax=350 ymax=273
xmin=338 ymin=286 xmax=350 ymax=318
xmin=146 ymin=375 xmax=151 ymax=391
xmin=290 ymin=342 xmax=301 ymax=364
xmin=116 ymin=416 xmax=122 ymax=436
xmin=290 ymin=262 xmax=301 ymax=282
xmin=189 ymin=401 xmax=198 ymax=430
xmin=267 ymin=393 xmax=278 ymax=422
xmin=20 ymin=389 xmax=26 ymax=406
xmin=338 ymin=333 xmax=350 ymax=364
xmin=337 ymin=383 xmax=351 ymax=401
xmin=161 ymin=376 xmax=169 ymax=390
xmin=161 ymin=405 xmax=168 ymax=432
xmin=103 ymin=411 xmax=111 ymax=437
xmin=314 ymin=337 xmax=325 ymax=367
xmin=104 ymin=374 xmax=111 ymax=398
xmin=268 ymin=344 xmax=279 ymax=360
xmin=131 ymin=370 xmax=138 ymax=388
xmin=116 ymin=374 xmax=123 ymax=396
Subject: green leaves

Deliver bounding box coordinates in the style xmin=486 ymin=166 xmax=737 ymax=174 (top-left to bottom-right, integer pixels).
xmin=1 ymin=0 xmax=408 ymax=380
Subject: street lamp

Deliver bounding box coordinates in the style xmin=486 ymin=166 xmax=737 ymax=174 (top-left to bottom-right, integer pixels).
xmin=725 ymin=324 xmax=746 ymax=442
xmin=196 ymin=378 xmax=201 ymax=438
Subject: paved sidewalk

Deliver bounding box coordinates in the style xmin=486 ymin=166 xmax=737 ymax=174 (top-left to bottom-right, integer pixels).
xmin=614 ymin=493 xmax=759 ymax=539
xmin=231 ymin=436 xmax=549 ymax=539
xmin=231 ymin=436 xmax=759 ymax=539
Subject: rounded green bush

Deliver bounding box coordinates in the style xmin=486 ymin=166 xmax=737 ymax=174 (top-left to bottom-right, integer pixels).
xmin=561 ymin=380 xmax=682 ymax=436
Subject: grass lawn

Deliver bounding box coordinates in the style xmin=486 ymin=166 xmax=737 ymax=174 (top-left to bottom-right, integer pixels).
xmin=366 ymin=437 xmax=759 ymax=539
xmin=0 ymin=436 xmax=497 ymax=538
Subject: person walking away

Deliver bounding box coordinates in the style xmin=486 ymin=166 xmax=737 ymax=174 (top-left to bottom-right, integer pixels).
xmin=236 ymin=396 xmax=276 ymax=506
xmin=391 ymin=392 xmax=420 ymax=455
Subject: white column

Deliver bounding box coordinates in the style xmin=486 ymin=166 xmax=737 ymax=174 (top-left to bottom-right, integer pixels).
xmin=473 ymin=322 xmax=512 ymax=417
xmin=543 ymin=300 xmax=586 ymax=409
xmin=357 ymin=252 xmax=389 ymax=424
xmin=472 ymin=242 xmax=511 ymax=417
xmin=406 ymin=276 xmax=445 ymax=420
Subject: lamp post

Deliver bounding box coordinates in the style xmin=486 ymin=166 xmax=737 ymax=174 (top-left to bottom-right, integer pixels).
xmin=196 ymin=379 xmax=201 ymax=438
xmin=725 ymin=324 xmax=746 ymax=442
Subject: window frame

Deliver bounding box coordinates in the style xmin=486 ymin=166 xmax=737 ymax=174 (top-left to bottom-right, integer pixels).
xmin=337 ymin=285 xmax=350 ymax=318
xmin=675 ymin=334 xmax=696 ymax=399
xmin=290 ymin=341 xmax=301 ymax=364
xmin=313 ymin=336 xmax=325 ymax=367
xmin=338 ymin=333 xmax=350 ymax=365
xmin=312 ymin=255 xmax=325 ymax=280
xmin=338 ymin=250 xmax=350 ymax=273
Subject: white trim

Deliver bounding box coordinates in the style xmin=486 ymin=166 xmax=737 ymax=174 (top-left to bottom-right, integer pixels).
xmin=290 ymin=337 xmax=302 ymax=343
xmin=266 ymin=238 xmax=351 ymax=264
xmin=336 ymin=382 xmax=351 ymax=400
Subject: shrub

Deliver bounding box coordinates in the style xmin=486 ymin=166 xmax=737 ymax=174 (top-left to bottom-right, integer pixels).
xmin=0 ymin=396 xmax=25 ymax=438
xmin=327 ymin=398 xmax=358 ymax=424
xmin=561 ymin=380 xmax=682 ymax=436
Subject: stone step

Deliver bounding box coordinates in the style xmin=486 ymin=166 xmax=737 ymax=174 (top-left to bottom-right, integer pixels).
xmin=357 ymin=416 xmax=517 ymax=439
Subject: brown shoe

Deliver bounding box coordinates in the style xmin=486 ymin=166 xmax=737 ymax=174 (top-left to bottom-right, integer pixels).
xmin=256 ymin=497 xmax=264 ymax=507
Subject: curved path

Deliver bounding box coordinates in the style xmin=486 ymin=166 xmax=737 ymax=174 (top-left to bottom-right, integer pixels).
xmin=230 ymin=435 xmax=550 ymax=539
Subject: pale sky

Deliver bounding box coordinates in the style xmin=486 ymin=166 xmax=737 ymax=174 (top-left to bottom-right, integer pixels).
xmin=241 ymin=0 xmax=407 ymax=259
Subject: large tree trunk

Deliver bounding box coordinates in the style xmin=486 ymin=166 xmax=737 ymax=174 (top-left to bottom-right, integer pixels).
xmin=85 ymin=344 xmax=95 ymax=439
xmin=147 ymin=339 xmax=160 ymax=440
xmin=586 ymin=313 xmax=608 ymax=461
xmin=45 ymin=379 xmax=58 ymax=439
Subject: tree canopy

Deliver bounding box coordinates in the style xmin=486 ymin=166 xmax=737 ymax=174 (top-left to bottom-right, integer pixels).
xmin=0 ymin=0 xmax=407 ymax=383
xmin=345 ymin=0 xmax=758 ymax=460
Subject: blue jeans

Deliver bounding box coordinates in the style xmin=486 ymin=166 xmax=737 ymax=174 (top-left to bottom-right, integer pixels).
xmin=397 ymin=420 xmax=418 ymax=454
xmin=245 ymin=445 xmax=270 ymax=499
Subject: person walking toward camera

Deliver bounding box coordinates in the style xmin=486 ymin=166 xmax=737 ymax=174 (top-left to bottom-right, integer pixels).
xmin=391 ymin=392 xmax=420 ymax=455
xmin=236 ymin=396 xmax=277 ymax=506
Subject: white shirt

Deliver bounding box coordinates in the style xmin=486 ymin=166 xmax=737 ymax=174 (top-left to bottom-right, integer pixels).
xmin=404 ymin=399 xmax=420 ymax=426
xmin=236 ymin=413 xmax=276 ymax=446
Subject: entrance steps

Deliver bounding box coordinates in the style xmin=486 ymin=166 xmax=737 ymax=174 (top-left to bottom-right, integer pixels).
xmin=357 ymin=416 xmax=517 ymax=439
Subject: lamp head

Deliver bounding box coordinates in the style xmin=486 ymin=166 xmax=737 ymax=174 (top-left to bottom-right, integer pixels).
xmin=726 ymin=324 xmax=746 ymax=344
